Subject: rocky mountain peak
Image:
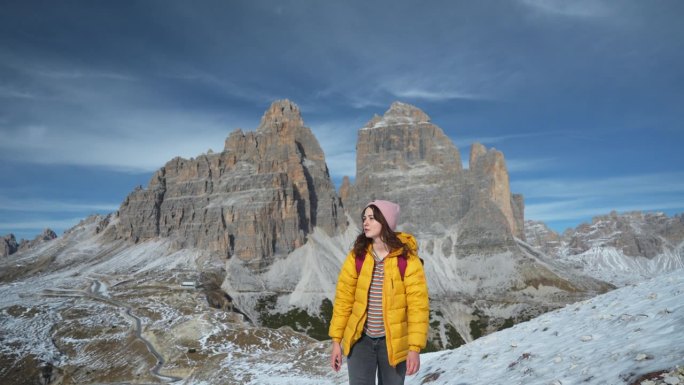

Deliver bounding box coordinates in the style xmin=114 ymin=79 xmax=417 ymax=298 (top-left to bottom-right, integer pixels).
xmin=344 ymin=101 xmax=526 ymax=241
xmin=524 ymin=220 xmax=561 ymax=256
xmin=1 ymin=233 xmax=18 ymax=257
xmin=364 ymin=101 xmax=431 ymax=129
xmin=469 ymin=142 xmax=487 ymax=168
xmin=467 ymin=143 xmax=523 ymax=238
xmin=114 ymin=100 xmax=344 ymax=265
xmin=469 ymin=143 xmax=506 ymax=173
xmin=257 ymin=99 xmax=304 ymax=133
xmin=562 ymin=211 xmax=684 ymax=258
xmin=343 ymin=101 xmax=525 ymax=240
xmin=1 ymin=228 xmax=57 ymax=257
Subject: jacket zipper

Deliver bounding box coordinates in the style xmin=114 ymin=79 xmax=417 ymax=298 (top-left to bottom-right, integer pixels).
xmin=351 ymin=255 xmax=368 ymax=351
xmin=383 ymin=257 xmax=395 ymax=366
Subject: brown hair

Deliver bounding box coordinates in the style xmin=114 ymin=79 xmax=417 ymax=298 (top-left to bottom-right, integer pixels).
xmin=352 ymin=204 xmax=407 ymax=257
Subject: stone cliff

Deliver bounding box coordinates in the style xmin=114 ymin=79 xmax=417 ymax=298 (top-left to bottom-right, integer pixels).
xmin=524 ymin=212 xmax=684 ymax=260
xmin=564 ymin=211 xmax=684 ymax=258
xmin=337 ymin=102 xmax=610 ymax=349
xmin=105 ymin=99 xmax=614 ymax=347
xmin=524 ymin=211 xmax=684 ymax=286
xmin=524 ymin=220 xmax=561 ymax=256
xmin=1 ymin=234 xmax=18 ymax=257
xmin=1 ymin=229 xmax=57 ymax=257
xmin=112 ymin=100 xmax=345 ymax=266
xmin=342 ymin=101 xmax=524 ymax=240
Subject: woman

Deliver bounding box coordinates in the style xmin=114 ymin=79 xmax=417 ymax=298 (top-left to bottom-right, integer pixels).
xmin=329 ymin=200 xmax=429 ymax=385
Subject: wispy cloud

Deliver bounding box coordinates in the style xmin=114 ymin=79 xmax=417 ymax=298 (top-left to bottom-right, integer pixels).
xmin=526 ymin=199 xmax=684 ymax=222
xmin=31 ymin=68 xmax=137 ymax=81
xmin=507 ymin=158 xmax=557 ymax=173
xmin=380 ymin=72 xmax=497 ymax=103
xmin=513 ymin=172 xmax=684 ymax=199
xmin=0 ymin=85 xmax=38 ymax=100
xmin=0 ymin=196 xmax=119 ymax=213
xmin=454 ymin=131 xmax=564 ymax=148
xmin=158 ymin=69 xmax=281 ymax=105
xmin=0 ymin=111 xmax=237 ymax=173
xmin=518 ymin=172 xmax=684 ymax=224
xmin=313 ymin=49 xmax=506 ymax=108
xmin=0 ymin=217 xmax=85 ymax=232
xmin=390 ymin=88 xmax=483 ymax=102
xmin=519 ymin=0 xmax=612 ymax=18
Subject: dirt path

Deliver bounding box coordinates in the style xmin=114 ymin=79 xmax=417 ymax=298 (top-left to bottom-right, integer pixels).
xmin=44 ymin=279 xmax=183 ymax=383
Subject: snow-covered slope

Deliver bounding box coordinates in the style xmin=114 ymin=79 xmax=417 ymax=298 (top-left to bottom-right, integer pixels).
xmin=557 ymin=245 xmax=684 ymax=287
xmin=2 ymin=213 xmax=682 ymax=384
xmin=412 ymin=268 xmax=684 ymax=385
xmin=196 ymin=268 xmax=684 ymax=385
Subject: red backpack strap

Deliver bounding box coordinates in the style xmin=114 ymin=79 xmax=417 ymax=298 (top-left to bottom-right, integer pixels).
xmin=355 ymin=250 xmax=365 ymax=275
xmin=398 ymin=253 xmax=408 ymax=280
xmin=397 ymin=252 xmax=424 ymax=280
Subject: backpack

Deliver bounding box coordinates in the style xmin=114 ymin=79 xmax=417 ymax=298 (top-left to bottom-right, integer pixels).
xmin=355 ymin=250 xmax=410 ymax=280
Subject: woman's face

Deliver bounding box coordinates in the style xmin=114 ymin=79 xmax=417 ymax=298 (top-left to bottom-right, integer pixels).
xmin=362 ymin=207 xmax=383 ymax=240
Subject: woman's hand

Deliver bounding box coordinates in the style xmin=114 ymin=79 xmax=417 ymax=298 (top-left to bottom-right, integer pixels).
xmin=406 ymin=350 xmax=420 ymax=375
xmin=330 ymin=341 xmax=342 ymax=372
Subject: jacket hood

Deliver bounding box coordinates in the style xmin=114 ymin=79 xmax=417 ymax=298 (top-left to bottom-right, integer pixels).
xmin=395 ymin=232 xmax=418 ymax=257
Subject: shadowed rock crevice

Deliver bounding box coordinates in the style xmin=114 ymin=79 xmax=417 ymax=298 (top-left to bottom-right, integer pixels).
xmin=296 ymin=141 xmax=319 ymax=230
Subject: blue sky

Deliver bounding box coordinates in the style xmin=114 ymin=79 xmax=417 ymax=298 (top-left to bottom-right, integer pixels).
xmin=1 ymin=0 xmax=683 ymax=240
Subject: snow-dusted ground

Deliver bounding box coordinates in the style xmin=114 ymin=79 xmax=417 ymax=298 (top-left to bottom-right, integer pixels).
xmin=3 ymin=214 xmax=683 ymax=384
xmin=218 ymin=268 xmax=684 ymax=385
xmin=410 ymin=268 xmax=684 ymax=385
xmin=557 ymin=245 xmax=684 ymax=287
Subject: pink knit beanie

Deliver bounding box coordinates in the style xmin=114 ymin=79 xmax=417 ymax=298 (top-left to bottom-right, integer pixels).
xmin=367 ymin=200 xmax=400 ymax=231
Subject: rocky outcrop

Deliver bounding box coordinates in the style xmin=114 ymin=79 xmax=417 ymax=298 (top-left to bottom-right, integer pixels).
xmin=344 ymin=102 xmax=464 ymax=232
xmin=524 ymin=220 xmax=561 ymax=256
xmin=337 ymin=102 xmax=613 ymax=335
xmin=469 ymin=143 xmax=524 ymax=238
xmin=336 ymin=103 xmax=615 ymax=342
xmin=113 ymin=100 xmax=345 ymax=265
xmin=1 ymin=234 xmax=18 ymax=257
xmin=523 ymin=211 xmax=684 ymax=286
xmin=562 ymin=211 xmax=684 ymax=258
xmin=342 ymin=102 xmax=524 ymax=240
xmin=456 ymin=200 xmax=517 ymax=257
xmin=24 ymin=228 xmax=57 ymax=248
xmin=2 ymin=229 xmax=57 ymax=257
xmin=338 ymin=176 xmax=351 ymax=205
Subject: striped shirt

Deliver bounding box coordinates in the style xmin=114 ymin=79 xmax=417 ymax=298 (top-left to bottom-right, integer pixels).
xmin=364 ymin=253 xmax=385 ymax=338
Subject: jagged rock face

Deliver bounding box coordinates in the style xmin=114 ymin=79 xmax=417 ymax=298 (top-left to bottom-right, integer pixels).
xmin=20 ymin=228 xmax=57 ymax=251
xmin=343 ymin=102 xmax=523 ymax=240
xmin=456 ymin=200 xmax=516 ymax=257
xmin=114 ymin=100 xmax=345 ymax=264
xmin=344 ymin=102 xmax=465 ymax=232
xmin=562 ymin=211 xmax=684 ymax=258
xmin=469 ymin=143 xmax=524 ymax=238
xmin=524 ymin=220 xmax=561 ymax=256
xmin=1 ymin=234 xmax=18 ymax=257
xmin=337 ymin=103 xmax=612 ymax=341
xmin=2 ymin=229 xmax=57 ymax=257
xmin=338 ymin=176 xmax=351 ymax=204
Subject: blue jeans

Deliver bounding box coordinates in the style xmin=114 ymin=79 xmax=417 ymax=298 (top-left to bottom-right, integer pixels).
xmin=347 ymin=334 xmax=406 ymax=385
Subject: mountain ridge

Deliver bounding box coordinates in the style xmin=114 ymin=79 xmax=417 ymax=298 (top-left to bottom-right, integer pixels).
xmin=1 ymin=100 xmax=682 ymax=383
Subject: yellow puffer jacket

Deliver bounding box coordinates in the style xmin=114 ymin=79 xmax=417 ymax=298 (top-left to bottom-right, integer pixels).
xmin=328 ymin=232 xmax=429 ymax=366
